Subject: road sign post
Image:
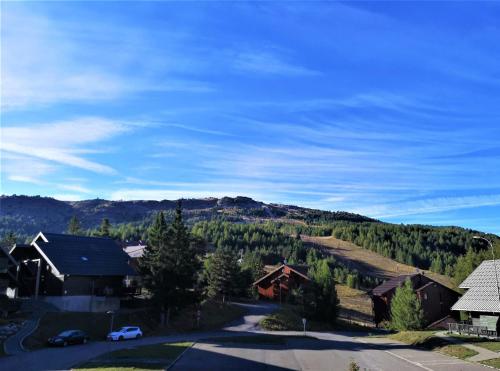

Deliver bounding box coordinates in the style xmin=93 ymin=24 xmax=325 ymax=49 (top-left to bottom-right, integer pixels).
xmin=302 ymin=318 xmax=307 ymax=336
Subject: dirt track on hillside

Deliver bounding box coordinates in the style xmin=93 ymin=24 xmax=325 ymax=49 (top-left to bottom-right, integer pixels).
xmin=302 ymin=235 xmax=455 ymax=289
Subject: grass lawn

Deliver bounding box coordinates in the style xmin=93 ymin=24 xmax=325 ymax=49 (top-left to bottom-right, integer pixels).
xmin=74 ymin=341 xmax=192 ymax=371
xmin=386 ymin=331 xmax=437 ymax=345
xmin=482 ymin=358 xmax=500 ymax=369
xmin=26 ymin=300 xmax=246 ymax=350
xmin=259 ymin=305 xmax=304 ymax=331
xmin=384 ymin=331 xmax=479 ymax=360
xmin=448 ymin=334 xmax=500 ymax=352
xmin=167 ymin=300 xmax=246 ymax=333
xmin=474 ymin=341 xmax=500 ymax=352
xmin=452 ymin=337 xmax=500 ymax=352
xmin=438 ymin=344 xmax=478 ymax=360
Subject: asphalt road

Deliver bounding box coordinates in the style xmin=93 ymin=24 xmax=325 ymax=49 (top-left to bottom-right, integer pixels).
xmin=0 ymin=302 xmax=492 ymax=371
xmin=172 ymin=332 xmax=491 ymax=371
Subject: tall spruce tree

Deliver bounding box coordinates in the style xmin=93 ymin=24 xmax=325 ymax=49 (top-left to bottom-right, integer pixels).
xmin=68 ymin=216 xmax=82 ymax=235
xmin=390 ymin=278 xmax=424 ymax=330
xmin=139 ymin=203 xmax=201 ymax=326
xmin=99 ymin=218 xmax=111 ymax=237
xmin=309 ymin=259 xmax=339 ymax=325
xmin=206 ymin=248 xmax=240 ymax=303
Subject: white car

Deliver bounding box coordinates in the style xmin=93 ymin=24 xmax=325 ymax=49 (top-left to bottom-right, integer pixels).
xmin=107 ymin=326 xmax=143 ymax=341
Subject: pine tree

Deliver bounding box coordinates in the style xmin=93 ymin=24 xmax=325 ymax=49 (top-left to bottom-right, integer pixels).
xmin=0 ymin=232 xmax=17 ymax=249
xmin=309 ymin=259 xmax=339 ymax=325
xmin=99 ymin=218 xmax=111 ymax=237
xmin=241 ymin=251 xmax=265 ymax=281
xmin=139 ymin=204 xmax=201 ymax=326
xmin=390 ymin=278 xmax=424 ymax=330
xmin=430 ymin=254 xmax=444 ymax=274
xmin=68 ymin=216 xmax=81 ymax=235
xmin=206 ymin=248 xmax=240 ymax=303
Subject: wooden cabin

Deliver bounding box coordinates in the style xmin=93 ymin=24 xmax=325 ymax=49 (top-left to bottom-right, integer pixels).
xmin=253 ymin=264 xmax=310 ymax=302
xmin=370 ymin=273 xmax=460 ymax=327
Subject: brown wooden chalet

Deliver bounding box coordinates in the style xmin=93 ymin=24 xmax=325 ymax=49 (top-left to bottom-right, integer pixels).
xmin=10 ymin=232 xmax=136 ymax=312
xmin=253 ymin=264 xmax=310 ymax=302
xmin=370 ymin=273 xmax=460 ymax=327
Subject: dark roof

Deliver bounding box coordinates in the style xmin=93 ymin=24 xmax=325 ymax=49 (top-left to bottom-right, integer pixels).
xmin=371 ymin=273 xmax=418 ymax=296
xmin=253 ymin=263 xmax=310 ymax=286
xmin=287 ymin=264 xmax=309 ymax=277
xmin=33 ymin=232 xmax=135 ymax=276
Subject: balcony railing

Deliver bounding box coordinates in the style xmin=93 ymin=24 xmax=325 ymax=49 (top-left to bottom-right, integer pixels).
xmin=448 ymin=322 xmax=498 ymax=338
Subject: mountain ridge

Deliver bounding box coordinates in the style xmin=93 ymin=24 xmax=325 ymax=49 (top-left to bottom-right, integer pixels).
xmin=0 ymin=194 xmax=378 ymax=237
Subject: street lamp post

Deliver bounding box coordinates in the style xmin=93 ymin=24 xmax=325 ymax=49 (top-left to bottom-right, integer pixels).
xmin=473 ymin=236 xmax=500 ymax=311
xmin=106 ymin=310 xmax=115 ymax=335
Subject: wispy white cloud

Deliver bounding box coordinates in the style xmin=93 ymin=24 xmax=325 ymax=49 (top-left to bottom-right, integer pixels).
xmin=7 ymin=175 xmax=45 ymax=186
xmin=0 ymin=117 xmax=129 ymax=174
xmin=1 ymin=5 xmax=212 ymax=110
xmin=233 ymin=50 xmax=319 ymax=76
xmin=3 ymin=160 xmax=92 ymax=194
xmin=352 ymin=194 xmax=500 ymax=218
xmin=58 ymin=184 xmax=92 ymax=194
xmin=158 ymin=123 xmax=235 ymax=137
xmin=1 ymin=153 xmax=57 ymax=179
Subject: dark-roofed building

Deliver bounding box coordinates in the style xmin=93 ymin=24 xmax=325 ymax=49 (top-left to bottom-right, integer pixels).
xmin=451 ymin=260 xmax=500 ymax=336
xmin=10 ymin=232 xmax=135 ymax=312
xmin=253 ymin=264 xmax=310 ymax=302
xmin=370 ymin=273 xmax=460 ymax=327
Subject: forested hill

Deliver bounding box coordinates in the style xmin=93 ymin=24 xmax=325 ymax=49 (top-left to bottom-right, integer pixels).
xmin=0 ymin=194 xmax=376 ymax=238
xmin=1 ymin=194 xmax=498 ymax=284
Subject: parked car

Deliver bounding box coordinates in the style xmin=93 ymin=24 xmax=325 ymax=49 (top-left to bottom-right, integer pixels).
xmin=107 ymin=326 xmax=142 ymax=341
xmin=47 ymin=330 xmax=89 ymax=347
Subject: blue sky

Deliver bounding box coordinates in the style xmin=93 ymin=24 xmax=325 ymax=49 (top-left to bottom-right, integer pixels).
xmin=1 ymin=2 xmax=499 ymax=234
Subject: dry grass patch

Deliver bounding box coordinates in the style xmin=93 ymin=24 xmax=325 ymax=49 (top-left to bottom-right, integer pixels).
xmin=482 ymin=358 xmax=500 ymax=369
xmin=438 ymin=344 xmax=478 ymax=359
xmin=74 ymin=341 xmax=192 ymax=371
xmin=385 ymin=331 xmax=479 ymax=360
xmin=387 ymin=331 xmax=437 ymax=345
xmin=336 ymin=284 xmax=372 ymax=322
xmin=469 ymin=340 xmax=500 ymax=352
